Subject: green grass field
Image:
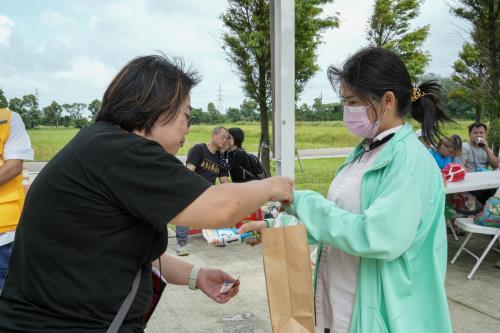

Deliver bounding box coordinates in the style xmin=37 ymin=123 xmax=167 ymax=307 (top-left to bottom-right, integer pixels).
xmin=27 ymin=120 xmax=473 ymax=161
xmin=292 ymin=157 xmax=344 ymax=196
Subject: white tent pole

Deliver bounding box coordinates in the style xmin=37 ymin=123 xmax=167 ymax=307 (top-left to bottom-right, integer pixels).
xmin=270 ymin=0 xmax=295 ymax=178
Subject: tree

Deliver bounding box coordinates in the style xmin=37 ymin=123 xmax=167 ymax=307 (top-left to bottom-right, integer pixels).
xmin=295 ymin=102 xmax=312 ymax=121
xmin=60 ymin=115 xmax=72 ymax=127
xmin=0 ymin=89 xmax=8 ymax=108
xmin=239 ymin=99 xmax=259 ymax=121
xmin=367 ymin=0 xmax=431 ymax=81
xmin=488 ymin=118 xmax=500 ymax=155
xmin=452 ymin=42 xmax=488 ymax=121
xmin=43 ymin=101 xmax=63 ymax=127
xmin=8 ymin=94 xmax=41 ymax=129
xmin=8 ymin=97 xmax=23 ymax=116
xmin=207 ymin=102 xmax=225 ymax=124
xmin=191 ymin=107 xmax=210 ymax=124
xmin=221 ymin=0 xmax=338 ymax=173
xmin=225 ymin=107 xmax=242 ymax=122
xmin=88 ymin=99 xmax=101 ymax=121
xmin=450 ymin=0 xmax=500 ymax=119
xmin=22 ymin=94 xmax=41 ymax=129
xmin=63 ymin=103 xmax=88 ymax=128
xmin=440 ymin=77 xmax=476 ymax=119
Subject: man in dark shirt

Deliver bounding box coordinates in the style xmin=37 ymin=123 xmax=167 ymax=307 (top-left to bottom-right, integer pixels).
xmin=175 ymin=126 xmax=230 ymax=255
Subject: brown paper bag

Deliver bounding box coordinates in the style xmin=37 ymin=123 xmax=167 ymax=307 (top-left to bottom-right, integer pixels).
xmin=262 ymin=224 xmax=315 ymax=333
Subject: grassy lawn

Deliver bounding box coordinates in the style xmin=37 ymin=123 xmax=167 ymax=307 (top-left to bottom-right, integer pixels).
xmin=292 ymin=157 xmax=344 ymax=196
xmin=28 ymin=127 xmax=80 ymax=161
xmin=27 ymin=120 xmax=473 ymax=161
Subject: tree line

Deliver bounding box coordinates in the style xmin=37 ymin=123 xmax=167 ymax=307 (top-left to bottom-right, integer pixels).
xmin=1 ymin=0 xmax=497 ymax=171
xmin=0 ymin=90 xmax=101 ymax=129
xmin=0 ymin=73 xmax=484 ymax=130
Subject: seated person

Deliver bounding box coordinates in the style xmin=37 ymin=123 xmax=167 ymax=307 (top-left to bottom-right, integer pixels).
xmin=460 ymin=123 xmax=500 ymax=205
xmin=429 ymin=134 xmax=462 ymax=170
xmin=227 ymin=128 xmax=258 ymax=183
xmin=462 ymin=122 xmax=499 ymax=172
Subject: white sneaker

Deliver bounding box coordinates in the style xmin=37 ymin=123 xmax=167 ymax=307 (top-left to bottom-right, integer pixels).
xmin=176 ymin=243 xmax=189 ymax=256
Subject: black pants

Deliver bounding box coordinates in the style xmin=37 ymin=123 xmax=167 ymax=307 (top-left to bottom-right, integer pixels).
xmin=324 ymin=329 xmax=330 ymax=333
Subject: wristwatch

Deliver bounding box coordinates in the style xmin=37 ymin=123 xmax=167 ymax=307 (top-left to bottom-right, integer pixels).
xmin=188 ymin=266 xmax=201 ymax=290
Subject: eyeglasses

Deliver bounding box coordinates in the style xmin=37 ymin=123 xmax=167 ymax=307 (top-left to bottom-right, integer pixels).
xmin=184 ymin=113 xmax=195 ymax=127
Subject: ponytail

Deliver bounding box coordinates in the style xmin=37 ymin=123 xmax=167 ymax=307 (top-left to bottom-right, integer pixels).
xmin=410 ymin=80 xmax=452 ymax=147
xmin=327 ymin=47 xmax=453 ymax=147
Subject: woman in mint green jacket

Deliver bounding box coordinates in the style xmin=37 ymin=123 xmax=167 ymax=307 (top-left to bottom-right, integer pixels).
xmin=240 ymin=47 xmax=453 ymax=333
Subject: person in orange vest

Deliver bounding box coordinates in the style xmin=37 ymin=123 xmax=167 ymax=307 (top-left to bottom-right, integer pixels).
xmin=0 ymin=108 xmax=33 ymax=291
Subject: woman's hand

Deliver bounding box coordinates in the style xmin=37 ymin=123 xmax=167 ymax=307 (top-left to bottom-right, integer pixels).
xmin=264 ymin=176 xmax=294 ymax=203
xmin=237 ymin=220 xmax=269 ymax=246
xmin=196 ymin=268 xmax=240 ymax=304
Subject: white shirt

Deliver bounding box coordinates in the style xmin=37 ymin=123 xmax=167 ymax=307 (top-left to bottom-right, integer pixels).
xmin=315 ymin=126 xmax=402 ymax=333
xmin=0 ymin=111 xmax=34 ymax=247
xmin=3 ymin=111 xmax=34 ymax=161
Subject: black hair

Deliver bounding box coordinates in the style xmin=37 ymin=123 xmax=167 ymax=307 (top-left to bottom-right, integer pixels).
xmin=450 ymin=134 xmax=462 ymax=156
xmin=229 ymin=127 xmax=245 ymax=148
xmin=327 ymin=47 xmax=451 ymax=146
xmin=468 ymin=122 xmax=487 ymax=134
xmin=96 ymin=54 xmax=200 ymax=134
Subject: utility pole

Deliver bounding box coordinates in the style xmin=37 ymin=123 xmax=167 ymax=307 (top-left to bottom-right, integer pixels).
xmin=217 ymin=85 xmax=224 ymax=113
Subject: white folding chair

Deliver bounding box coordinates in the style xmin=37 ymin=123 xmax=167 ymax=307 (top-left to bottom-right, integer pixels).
xmin=450 ymin=218 xmax=500 ymax=279
xmin=446 ymin=218 xmax=459 ymax=241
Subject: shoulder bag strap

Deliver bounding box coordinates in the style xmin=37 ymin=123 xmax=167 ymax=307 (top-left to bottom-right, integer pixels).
xmin=235 ymin=148 xmax=256 ymax=179
xmin=106 ymin=268 xmax=142 ymax=333
xmin=239 ymin=165 xmax=256 ymax=179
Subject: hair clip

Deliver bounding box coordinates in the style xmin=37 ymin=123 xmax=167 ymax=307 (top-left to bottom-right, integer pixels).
xmin=410 ymin=87 xmax=425 ymax=102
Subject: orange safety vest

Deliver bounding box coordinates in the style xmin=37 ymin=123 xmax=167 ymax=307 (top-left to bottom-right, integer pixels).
xmin=0 ymin=108 xmax=25 ymax=233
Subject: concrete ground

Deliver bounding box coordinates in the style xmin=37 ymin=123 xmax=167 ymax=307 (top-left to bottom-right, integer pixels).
xmin=23 ymin=159 xmax=499 ymax=332
xmin=145 ymin=232 xmax=500 ymax=333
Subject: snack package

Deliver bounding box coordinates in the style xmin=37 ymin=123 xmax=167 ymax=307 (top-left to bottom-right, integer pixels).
xmin=202 ymin=228 xmax=259 ymax=246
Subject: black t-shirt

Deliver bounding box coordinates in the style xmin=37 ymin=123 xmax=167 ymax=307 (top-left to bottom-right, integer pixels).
xmin=0 ymin=121 xmax=211 ymax=332
xmin=218 ymin=151 xmax=229 ymax=175
xmin=186 ymin=143 xmax=228 ymax=184
xmin=228 ymin=148 xmax=257 ymax=183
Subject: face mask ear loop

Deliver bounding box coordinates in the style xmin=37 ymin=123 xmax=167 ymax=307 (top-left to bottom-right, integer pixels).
xmin=369 ymin=98 xmax=384 ymax=134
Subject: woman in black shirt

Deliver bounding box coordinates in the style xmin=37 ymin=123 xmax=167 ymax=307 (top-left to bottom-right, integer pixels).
xmin=228 ymin=127 xmax=258 ymax=182
xmin=0 ymin=55 xmax=294 ymax=333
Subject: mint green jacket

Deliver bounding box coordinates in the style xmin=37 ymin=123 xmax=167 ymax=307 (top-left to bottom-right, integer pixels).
xmin=293 ymin=124 xmax=452 ymax=333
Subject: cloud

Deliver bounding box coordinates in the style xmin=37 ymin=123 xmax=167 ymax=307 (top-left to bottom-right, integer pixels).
xmin=52 ymin=57 xmax=114 ymax=89
xmin=0 ymin=0 xmax=474 ymax=109
xmin=0 ymin=15 xmax=15 ymax=47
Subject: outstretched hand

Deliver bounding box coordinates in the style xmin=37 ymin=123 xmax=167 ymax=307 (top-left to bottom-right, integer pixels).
xmin=237 ymin=220 xmax=268 ymax=246
xmin=196 ymin=268 xmax=240 ymax=304
xmin=265 ymin=176 xmax=294 ymax=203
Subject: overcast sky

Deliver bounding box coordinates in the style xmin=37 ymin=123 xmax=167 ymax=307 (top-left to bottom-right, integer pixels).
xmin=1 ymin=0 xmax=470 ymax=113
